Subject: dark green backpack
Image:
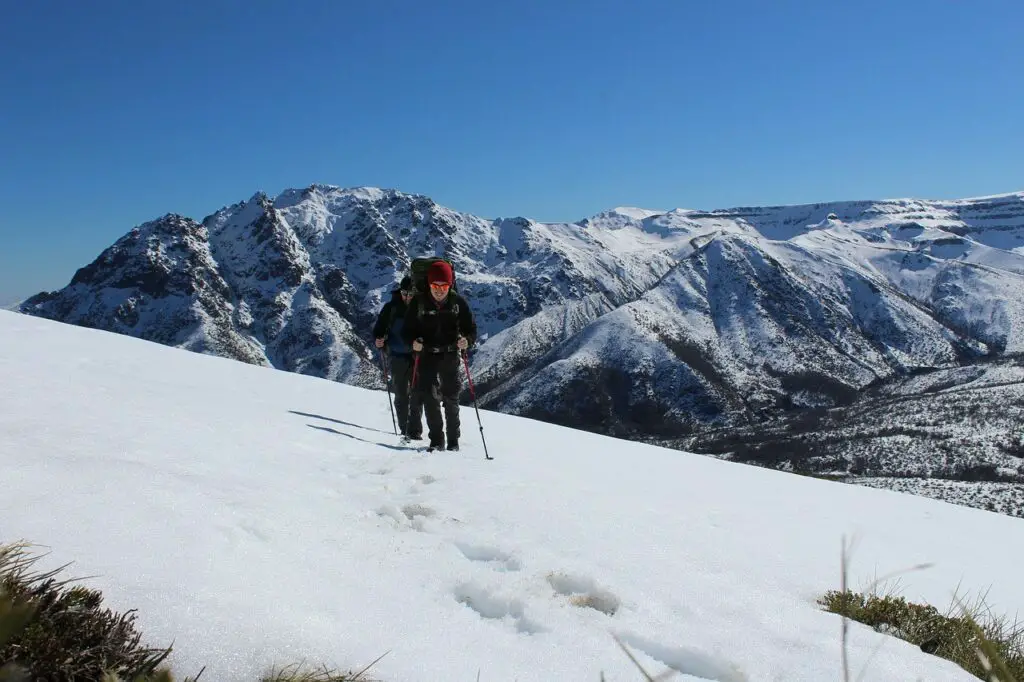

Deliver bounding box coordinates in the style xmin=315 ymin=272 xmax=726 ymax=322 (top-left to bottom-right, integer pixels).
xmin=408 ymin=257 xmax=458 ymax=296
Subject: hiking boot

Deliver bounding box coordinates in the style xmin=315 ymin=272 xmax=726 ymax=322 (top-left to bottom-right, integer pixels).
xmin=446 ymin=439 xmax=459 ymax=451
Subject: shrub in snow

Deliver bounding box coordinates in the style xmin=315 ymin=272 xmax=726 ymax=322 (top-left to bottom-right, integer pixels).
xmin=819 ymin=588 xmax=1024 ymax=681
xmin=0 ymin=541 xmax=177 ymax=681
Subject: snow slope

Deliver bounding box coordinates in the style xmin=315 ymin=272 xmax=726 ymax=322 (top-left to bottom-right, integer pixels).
xmin=2 ymin=309 xmax=1023 ymax=682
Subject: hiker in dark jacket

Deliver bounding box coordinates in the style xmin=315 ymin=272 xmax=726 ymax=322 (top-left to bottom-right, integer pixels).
xmin=402 ymin=260 xmax=477 ymax=451
xmin=373 ymin=276 xmax=424 ymax=439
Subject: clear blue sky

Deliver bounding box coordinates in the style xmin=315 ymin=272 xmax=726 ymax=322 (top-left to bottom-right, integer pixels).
xmin=2 ymin=0 xmax=1022 ymax=304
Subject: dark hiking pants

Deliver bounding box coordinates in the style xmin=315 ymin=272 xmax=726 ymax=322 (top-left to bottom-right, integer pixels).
xmin=389 ymin=353 xmax=423 ymax=437
xmin=411 ymin=351 xmax=461 ymax=446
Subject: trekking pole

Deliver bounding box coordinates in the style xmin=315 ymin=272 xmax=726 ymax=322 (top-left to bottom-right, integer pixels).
xmin=379 ymin=347 xmax=397 ymax=435
xmin=406 ymin=351 xmax=421 ymax=443
xmin=461 ymin=349 xmax=492 ymax=460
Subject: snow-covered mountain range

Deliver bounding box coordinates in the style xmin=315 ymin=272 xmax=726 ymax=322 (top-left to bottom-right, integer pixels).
xmin=18 ymin=185 xmax=1024 ymax=511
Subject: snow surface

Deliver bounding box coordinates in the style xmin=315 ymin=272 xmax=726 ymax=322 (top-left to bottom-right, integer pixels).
xmin=3 ymin=309 xmax=1024 ymax=682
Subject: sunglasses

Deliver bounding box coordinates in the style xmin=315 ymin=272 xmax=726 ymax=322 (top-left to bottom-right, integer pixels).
xmin=400 ymin=290 xmax=412 ymax=296
xmin=429 ymin=282 xmax=450 ymax=291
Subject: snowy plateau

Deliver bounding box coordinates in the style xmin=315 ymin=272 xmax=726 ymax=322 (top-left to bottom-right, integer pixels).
xmin=17 ymin=185 xmax=1024 ymax=517
xmin=2 ymin=309 xmax=1024 ymax=682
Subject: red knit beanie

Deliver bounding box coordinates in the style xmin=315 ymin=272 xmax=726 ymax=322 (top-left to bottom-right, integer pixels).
xmin=427 ymin=260 xmax=453 ymax=285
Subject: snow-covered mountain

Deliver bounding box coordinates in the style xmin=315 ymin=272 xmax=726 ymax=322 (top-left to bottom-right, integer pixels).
xmin=18 ymin=186 xmax=1024 ymax=500
xmin=486 ymin=216 xmax=1024 ymax=436
xmin=18 ymin=186 xmax=700 ymax=387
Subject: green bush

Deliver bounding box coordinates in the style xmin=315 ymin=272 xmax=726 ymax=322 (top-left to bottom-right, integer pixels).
xmin=0 ymin=540 xmax=180 ymax=681
xmin=819 ymin=588 xmax=1024 ymax=681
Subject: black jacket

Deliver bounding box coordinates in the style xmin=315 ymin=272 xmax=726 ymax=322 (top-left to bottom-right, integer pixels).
xmin=372 ymin=290 xmax=413 ymax=355
xmin=401 ymin=291 xmax=477 ymax=352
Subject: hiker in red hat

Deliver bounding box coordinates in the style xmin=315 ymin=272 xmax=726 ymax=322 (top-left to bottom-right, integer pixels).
xmin=401 ymin=259 xmax=477 ymax=451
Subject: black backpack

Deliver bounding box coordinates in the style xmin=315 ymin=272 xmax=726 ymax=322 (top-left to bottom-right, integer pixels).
xmin=408 ymin=257 xmax=458 ymax=297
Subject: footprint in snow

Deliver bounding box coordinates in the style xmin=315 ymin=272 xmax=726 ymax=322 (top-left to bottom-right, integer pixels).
xmin=401 ymin=503 xmax=436 ymax=520
xmin=214 ymin=518 xmax=270 ymax=548
xmin=375 ymin=503 xmax=433 ymax=530
xmin=612 ymin=631 xmax=749 ymax=682
xmin=406 ymin=473 xmax=440 ymax=495
xmin=453 ymin=541 xmax=522 ymax=572
xmin=238 ymin=521 xmax=270 ymax=542
xmin=375 ymin=503 xmax=449 ymax=532
xmin=546 ymin=571 xmax=621 ymax=616
xmin=453 ymin=582 xmax=545 ymax=635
